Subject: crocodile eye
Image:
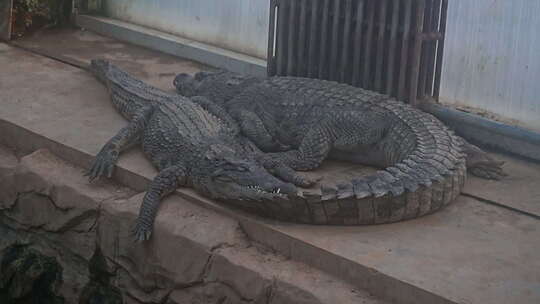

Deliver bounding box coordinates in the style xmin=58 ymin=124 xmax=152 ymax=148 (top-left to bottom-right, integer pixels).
xmin=236 ymin=165 xmax=249 ymax=172
xmin=215 ymin=175 xmax=234 ymax=183
xmin=222 ymin=164 xmax=237 ymax=171
xmin=222 ymin=163 xmax=248 ymax=172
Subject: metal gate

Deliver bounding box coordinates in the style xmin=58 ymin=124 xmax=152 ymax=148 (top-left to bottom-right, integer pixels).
xmin=267 ymin=0 xmax=448 ymax=105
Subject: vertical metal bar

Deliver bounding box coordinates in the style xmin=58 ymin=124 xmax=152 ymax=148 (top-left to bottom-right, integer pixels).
xmin=318 ymin=0 xmax=331 ymax=79
xmin=385 ymin=0 xmax=400 ymax=95
xmin=340 ymin=0 xmax=353 ymax=83
xmin=433 ymin=0 xmax=448 ymax=100
xmin=297 ymin=0 xmax=308 ymax=77
xmin=425 ymin=0 xmax=442 ymax=96
xmin=329 ymin=0 xmax=341 ymax=80
xmin=308 ymin=0 xmax=320 ymax=78
xmin=417 ymin=0 xmax=433 ymax=100
xmin=408 ymin=0 xmax=426 ymax=106
xmin=352 ymin=0 xmax=365 ymax=86
xmin=397 ymin=0 xmax=412 ymax=101
xmin=276 ymin=0 xmax=287 ymax=76
xmin=267 ymin=0 xmax=277 ymax=76
xmin=362 ymin=0 xmax=376 ymax=89
xmin=287 ymin=0 xmax=297 ymax=76
xmin=374 ymin=0 xmax=389 ymax=91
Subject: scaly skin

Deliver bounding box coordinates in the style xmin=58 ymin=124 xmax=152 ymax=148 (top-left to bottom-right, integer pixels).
xmin=87 ymin=60 xmax=309 ymax=241
xmin=174 ymin=71 xmax=506 ymax=224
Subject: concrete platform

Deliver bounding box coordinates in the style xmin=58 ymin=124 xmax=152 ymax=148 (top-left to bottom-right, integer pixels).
xmin=1 ymin=30 xmax=540 ymax=304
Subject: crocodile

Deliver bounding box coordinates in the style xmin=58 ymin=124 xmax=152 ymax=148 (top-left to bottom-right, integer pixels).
xmin=86 ymin=60 xmax=316 ymax=241
xmin=174 ymin=71 xmax=506 ymax=224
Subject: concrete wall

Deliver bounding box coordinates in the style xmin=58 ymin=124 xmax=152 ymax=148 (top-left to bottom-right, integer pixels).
xmin=104 ymin=0 xmax=269 ymax=59
xmin=440 ymin=0 xmax=540 ymax=132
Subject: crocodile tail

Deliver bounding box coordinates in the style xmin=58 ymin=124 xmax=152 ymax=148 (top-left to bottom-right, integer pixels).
xmin=324 ymin=99 xmax=466 ymax=202
xmin=90 ymin=60 xmax=178 ymax=120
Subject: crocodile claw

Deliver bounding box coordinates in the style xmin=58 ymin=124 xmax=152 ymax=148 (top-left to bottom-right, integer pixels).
xmin=256 ymin=154 xmax=320 ymax=188
xmin=262 ymin=140 xmax=290 ymax=152
xmin=291 ymin=175 xmax=322 ymax=188
xmin=469 ymin=164 xmax=508 ymax=180
xmin=132 ymin=222 xmax=152 ymax=242
xmin=275 ymin=142 xmax=291 ymax=152
xmin=86 ymin=145 xmax=119 ymax=181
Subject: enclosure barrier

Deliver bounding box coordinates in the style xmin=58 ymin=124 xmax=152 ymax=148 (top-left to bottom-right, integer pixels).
xmin=267 ymin=0 xmax=448 ymax=106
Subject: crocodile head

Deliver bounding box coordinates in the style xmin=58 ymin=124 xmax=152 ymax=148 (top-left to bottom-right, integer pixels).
xmin=174 ymin=70 xmax=262 ymax=104
xmin=192 ymin=144 xmax=297 ymax=201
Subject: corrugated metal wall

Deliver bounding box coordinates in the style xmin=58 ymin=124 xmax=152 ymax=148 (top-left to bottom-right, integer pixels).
xmin=104 ymin=0 xmax=270 ymax=59
xmin=440 ymin=0 xmax=540 ymax=131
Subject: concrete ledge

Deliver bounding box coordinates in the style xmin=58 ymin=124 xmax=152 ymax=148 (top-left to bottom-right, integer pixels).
xmin=75 ymin=15 xmax=267 ymax=77
xmin=422 ymin=103 xmax=540 ymax=162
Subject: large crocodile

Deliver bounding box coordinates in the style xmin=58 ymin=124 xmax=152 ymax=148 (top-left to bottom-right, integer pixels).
xmin=87 ymin=60 xmax=315 ymax=240
xmin=174 ymin=71 xmax=506 ymax=224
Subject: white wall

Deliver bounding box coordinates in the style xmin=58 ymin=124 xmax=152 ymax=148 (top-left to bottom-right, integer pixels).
xmin=104 ymin=0 xmax=270 ymax=59
xmin=440 ymin=0 xmax=540 ymax=131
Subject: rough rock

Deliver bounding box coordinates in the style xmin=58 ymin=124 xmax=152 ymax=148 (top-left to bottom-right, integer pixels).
xmin=0 ymin=146 xmax=385 ymax=304
xmin=0 ymin=148 xmax=134 ymax=301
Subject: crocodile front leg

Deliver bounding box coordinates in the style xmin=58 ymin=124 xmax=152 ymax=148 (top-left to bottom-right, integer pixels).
xmin=133 ymin=164 xmax=187 ymax=241
xmin=236 ymin=136 xmax=318 ymax=187
xmin=261 ymin=156 xmax=320 ymax=187
xmin=87 ymin=106 xmax=154 ymax=181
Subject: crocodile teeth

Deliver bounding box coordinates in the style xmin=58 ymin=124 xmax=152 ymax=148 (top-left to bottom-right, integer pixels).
xmin=277 ymin=188 xmax=281 ymax=194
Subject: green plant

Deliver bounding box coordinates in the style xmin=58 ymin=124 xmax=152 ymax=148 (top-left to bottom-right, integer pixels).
xmin=11 ymin=0 xmax=72 ymax=38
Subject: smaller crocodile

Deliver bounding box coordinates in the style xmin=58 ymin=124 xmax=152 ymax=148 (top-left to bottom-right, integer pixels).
xmin=87 ymin=60 xmax=309 ymax=241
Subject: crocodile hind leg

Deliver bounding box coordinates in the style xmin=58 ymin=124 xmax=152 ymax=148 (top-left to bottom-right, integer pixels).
xmin=87 ymin=105 xmax=154 ymax=181
xmin=133 ymin=164 xmax=187 ymax=241
xmin=461 ymin=140 xmax=507 ymax=180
